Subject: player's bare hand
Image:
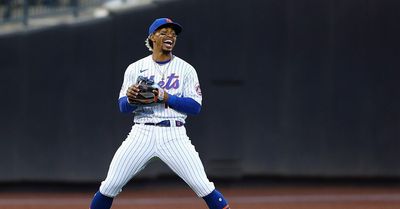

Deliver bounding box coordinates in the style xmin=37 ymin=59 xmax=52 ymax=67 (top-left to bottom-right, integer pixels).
xmin=126 ymin=84 xmax=140 ymax=103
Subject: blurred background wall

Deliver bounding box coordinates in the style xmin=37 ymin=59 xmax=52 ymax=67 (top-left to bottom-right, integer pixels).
xmin=1 ymin=0 xmax=400 ymax=183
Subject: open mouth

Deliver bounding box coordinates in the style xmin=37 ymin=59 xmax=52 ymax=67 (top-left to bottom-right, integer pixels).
xmin=163 ymin=40 xmax=173 ymax=48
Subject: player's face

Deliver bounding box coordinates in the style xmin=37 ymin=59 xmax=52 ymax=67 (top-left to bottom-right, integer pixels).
xmin=151 ymin=27 xmax=177 ymax=53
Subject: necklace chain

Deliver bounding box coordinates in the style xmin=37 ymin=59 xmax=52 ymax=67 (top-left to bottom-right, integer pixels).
xmin=154 ymin=57 xmax=172 ymax=81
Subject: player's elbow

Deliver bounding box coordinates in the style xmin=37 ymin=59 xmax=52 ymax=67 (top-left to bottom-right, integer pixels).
xmin=119 ymin=104 xmax=130 ymax=113
xmin=188 ymin=102 xmax=201 ymax=116
xmin=118 ymin=96 xmax=137 ymax=113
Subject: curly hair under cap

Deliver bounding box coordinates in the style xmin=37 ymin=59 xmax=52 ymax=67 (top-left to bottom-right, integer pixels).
xmin=145 ymin=36 xmax=153 ymax=51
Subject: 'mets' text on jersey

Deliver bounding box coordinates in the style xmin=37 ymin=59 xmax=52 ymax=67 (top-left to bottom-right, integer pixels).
xmin=119 ymin=55 xmax=202 ymax=123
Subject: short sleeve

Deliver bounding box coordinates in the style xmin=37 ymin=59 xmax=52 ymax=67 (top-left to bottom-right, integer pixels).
xmin=119 ymin=64 xmax=138 ymax=99
xmin=182 ymin=66 xmax=202 ymax=105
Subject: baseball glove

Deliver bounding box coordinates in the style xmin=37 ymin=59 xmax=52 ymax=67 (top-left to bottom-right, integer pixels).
xmin=128 ymin=76 xmax=159 ymax=105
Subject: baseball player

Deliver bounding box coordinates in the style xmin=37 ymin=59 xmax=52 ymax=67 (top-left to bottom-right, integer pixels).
xmin=89 ymin=18 xmax=231 ymax=209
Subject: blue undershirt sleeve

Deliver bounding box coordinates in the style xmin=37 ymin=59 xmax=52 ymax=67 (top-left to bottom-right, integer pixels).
xmin=167 ymin=94 xmax=201 ymax=115
xmin=118 ymin=96 xmax=138 ymax=113
xmin=118 ymin=95 xmax=201 ymax=115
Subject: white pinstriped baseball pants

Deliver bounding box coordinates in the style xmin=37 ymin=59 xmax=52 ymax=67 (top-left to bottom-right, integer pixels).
xmin=99 ymin=124 xmax=215 ymax=197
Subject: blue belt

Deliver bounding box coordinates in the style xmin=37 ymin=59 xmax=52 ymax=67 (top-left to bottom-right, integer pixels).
xmin=135 ymin=120 xmax=184 ymax=127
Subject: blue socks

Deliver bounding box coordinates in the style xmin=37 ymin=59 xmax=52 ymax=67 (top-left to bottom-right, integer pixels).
xmin=90 ymin=189 xmax=229 ymax=209
xmin=203 ymin=189 xmax=230 ymax=209
xmin=90 ymin=191 xmax=113 ymax=209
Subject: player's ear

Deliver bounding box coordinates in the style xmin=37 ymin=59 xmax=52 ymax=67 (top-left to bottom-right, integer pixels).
xmin=150 ymin=34 xmax=156 ymax=42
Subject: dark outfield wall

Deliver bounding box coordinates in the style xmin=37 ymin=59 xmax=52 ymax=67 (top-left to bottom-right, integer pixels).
xmin=0 ymin=0 xmax=399 ymax=182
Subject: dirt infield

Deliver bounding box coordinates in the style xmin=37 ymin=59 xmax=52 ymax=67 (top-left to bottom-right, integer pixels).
xmin=1 ymin=185 xmax=400 ymax=209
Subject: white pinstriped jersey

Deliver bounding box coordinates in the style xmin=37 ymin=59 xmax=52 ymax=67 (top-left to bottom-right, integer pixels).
xmin=100 ymin=54 xmax=216 ymax=198
xmin=119 ymin=55 xmax=202 ymax=123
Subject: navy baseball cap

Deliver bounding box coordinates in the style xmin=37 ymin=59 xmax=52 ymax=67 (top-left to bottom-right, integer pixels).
xmin=148 ymin=18 xmax=183 ymax=36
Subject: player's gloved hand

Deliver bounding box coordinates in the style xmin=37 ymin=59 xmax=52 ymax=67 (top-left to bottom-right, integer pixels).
xmin=127 ymin=76 xmax=168 ymax=105
xmin=126 ymin=83 xmax=158 ymax=105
